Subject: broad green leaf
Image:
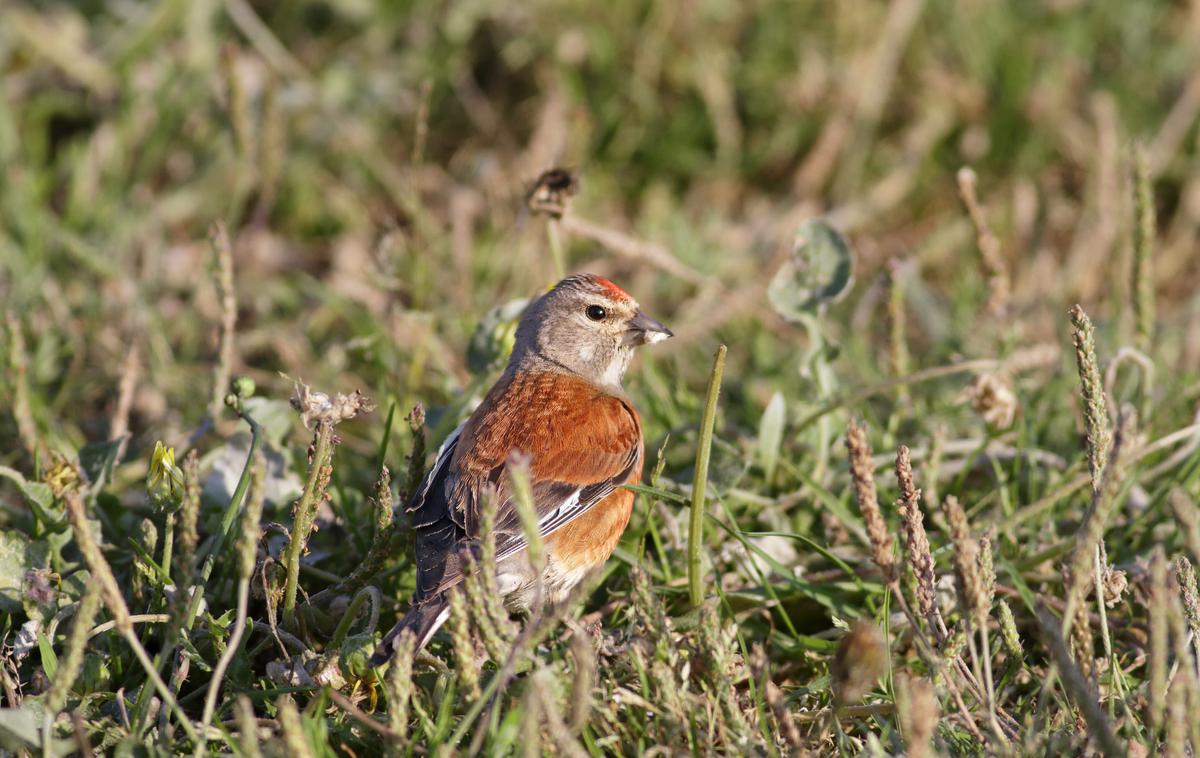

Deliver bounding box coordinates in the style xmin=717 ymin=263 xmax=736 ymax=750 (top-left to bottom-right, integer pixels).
xmin=241 ymin=397 xmax=298 ymax=447
xmin=0 ymin=465 xmax=62 ymax=527
xmin=0 ymin=704 xmax=74 ymax=756
xmin=767 ymin=218 xmax=854 ymax=321
xmin=79 ymin=439 xmax=122 ymax=488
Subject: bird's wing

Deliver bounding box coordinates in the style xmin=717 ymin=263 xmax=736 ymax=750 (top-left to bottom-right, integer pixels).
xmin=469 ymin=371 xmax=643 ymax=566
xmin=408 ymin=370 xmax=643 ymax=598
xmin=405 ymin=420 xmax=470 ymax=603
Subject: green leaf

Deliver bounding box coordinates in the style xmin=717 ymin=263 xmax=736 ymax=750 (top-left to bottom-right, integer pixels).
xmin=0 ymin=465 xmax=63 ymax=527
xmin=756 ymin=391 xmax=785 ymax=483
xmin=0 ymin=530 xmax=48 ymax=613
xmin=38 ymin=631 xmax=58 ymax=679
xmin=79 ymin=439 xmax=122 ymax=488
xmin=241 ymin=397 xmax=297 ymax=447
xmin=767 ymin=219 xmax=854 ymax=321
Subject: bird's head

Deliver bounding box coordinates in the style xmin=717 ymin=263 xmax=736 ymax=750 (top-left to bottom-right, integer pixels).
xmin=512 ymin=273 xmax=673 ymax=387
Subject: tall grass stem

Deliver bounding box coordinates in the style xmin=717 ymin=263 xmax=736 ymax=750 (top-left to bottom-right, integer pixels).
xmin=689 ymin=344 xmax=727 ymax=608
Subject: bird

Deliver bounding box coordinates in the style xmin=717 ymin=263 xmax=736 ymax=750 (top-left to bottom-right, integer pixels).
xmin=370 ymin=273 xmax=672 ymax=666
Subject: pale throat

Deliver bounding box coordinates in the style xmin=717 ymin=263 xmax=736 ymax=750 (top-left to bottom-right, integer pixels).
xmin=595 ymin=346 xmax=633 ymax=388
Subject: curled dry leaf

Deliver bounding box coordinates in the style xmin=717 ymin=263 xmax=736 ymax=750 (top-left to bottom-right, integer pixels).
xmin=961 ymin=372 xmax=1018 ymax=429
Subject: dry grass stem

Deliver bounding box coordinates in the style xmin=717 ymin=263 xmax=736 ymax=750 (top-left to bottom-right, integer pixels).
xmin=45 ymin=583 xmax=103 ymax=714
xmin=943 ymin=496 xmax=983 ymax=630
xmin=110 ymin=342 xmax=140 ymax=446
xmin=1148 ymin=548 xmax=1169 ymax=738
xmin=1034 ymin=604 xmax=1123 ymax=757
xmin=208 ymin=222 xmax=237 ymax=425
xmin=750 ymin=643 xmax=803 ymax=752
xmin=887 ymin=259 xmax=911 ymax=400
xmin=1062 ymin=408 xmax=1136 ymax=642
xmin=956 ymin=166 xmax=1010 ymax=315
xmin=5 ymin=311 xmax=42 ymax=461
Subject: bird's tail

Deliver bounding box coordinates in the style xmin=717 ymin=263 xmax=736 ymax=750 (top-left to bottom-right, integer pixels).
xmin=369 ymin=597 xmax=450 ymax=667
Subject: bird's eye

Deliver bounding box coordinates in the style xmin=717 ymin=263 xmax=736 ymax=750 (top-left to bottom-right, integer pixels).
xmin=585 ymin=305 xmax=607 ymax=321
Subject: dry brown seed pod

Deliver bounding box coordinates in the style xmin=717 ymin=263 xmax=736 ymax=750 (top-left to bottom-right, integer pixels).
xmin=526 ymin=167 xmax=580 ymax=219
xmin=830 ymin=618 xmax=888 ymax=705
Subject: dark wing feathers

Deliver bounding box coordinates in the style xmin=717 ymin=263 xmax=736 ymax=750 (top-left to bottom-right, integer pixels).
xmin=405 ymin=370 xmax=642 ymax=602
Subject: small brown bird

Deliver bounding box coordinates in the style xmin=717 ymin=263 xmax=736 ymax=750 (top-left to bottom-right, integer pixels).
xmin=371 ymin=274 xmax=672 ymax=665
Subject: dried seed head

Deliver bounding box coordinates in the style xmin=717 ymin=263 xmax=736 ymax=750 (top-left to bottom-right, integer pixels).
xmin=63 ymin=492 xmax=131 ymax=633
xmin=238 ymin=453 xmax=266 ymax=580
xmin=1174 ymin=556 xmax=1200 ymax=648
xmin=290 ymin=381 xmax=374 ymax=429
xmin=895 ymin=446 xmax=938 ymax=625
xmin=997 ymin=600 xmax=1022 ymax=661
xmin=372 ymin=466 xmax=393 ymax=533
xmin=1101 ymin=564 xmax=1128 ymax=608
xmin=236 ymin=694 xmax=264 ymax=758
xmin=447 ymin=586 xmax=481 ymax=701
xmin=978 ymin=534 xmax=996 ymax=617
xmin=895 ymin=674 xmax=939 ymax=758
xmin=1068 ymin=304 xmax=1112 ymax=492
xmin=407 ymin=402 xmax=426 ymax=431
xmin=1169 ymin=488 xmax=1200 ymax=565
xmin=45 ymin=582 xmax=103 ymax=714
xmin=526 ymin=167 xmax=579 ymax=219
xmin=957 ymin=166 xmax=1010 ymax=316
xmin=942 ymin=496 xmax=983 ymax=628
xmin=1131 ymin=144 xmax=1156 ymax=350
xmin=276 ymin=696 xmax=315 ymax=758
xmin=830 ymin=619 xmax=889 ymax=705
xmin=846 ymin=421 xmax=896 ymax=582
xmin=1068 ymin=587 xmax=1095 ymax=682
xmin=385 ymin=631 xmax=416 ymax=740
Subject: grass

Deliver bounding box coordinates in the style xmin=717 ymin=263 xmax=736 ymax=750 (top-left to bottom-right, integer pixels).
xmin=2 ymin=0 xmax=1200 ymax=755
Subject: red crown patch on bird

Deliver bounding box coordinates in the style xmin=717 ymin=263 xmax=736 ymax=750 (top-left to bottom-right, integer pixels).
xmin=593 ymin=276 xmax=633 ymax=302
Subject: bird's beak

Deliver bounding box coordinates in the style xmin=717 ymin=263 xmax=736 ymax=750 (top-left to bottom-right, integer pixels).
xmin=625 ymin=310 xmax=673 ymax=346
